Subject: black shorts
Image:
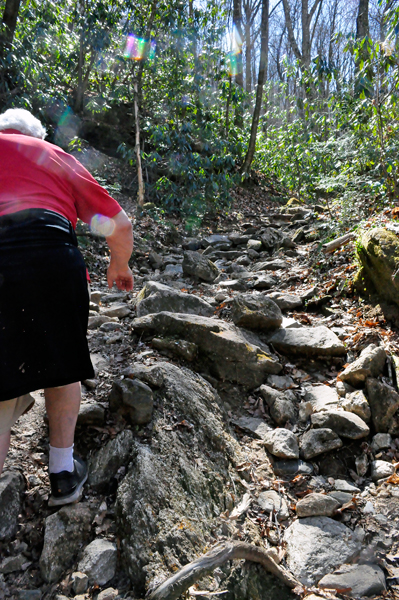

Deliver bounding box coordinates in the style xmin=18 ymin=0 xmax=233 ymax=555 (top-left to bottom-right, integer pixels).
xmin=0 ymin=209 xmax=94 ymax=402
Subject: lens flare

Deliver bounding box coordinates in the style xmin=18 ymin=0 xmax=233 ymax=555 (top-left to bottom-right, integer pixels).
xmin=231 ymin=24 xmax=242 ymax=54
xmin=124 ymin=34 xmax=156 ymax=61
xmin=90 ymin=214 xmax=115 ymax=237
xmin=227 ymin=25 xmax=243 ymax=76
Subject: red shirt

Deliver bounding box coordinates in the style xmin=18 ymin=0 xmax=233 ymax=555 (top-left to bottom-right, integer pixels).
xmin=0 ymin=129 xmax=122 ymax=228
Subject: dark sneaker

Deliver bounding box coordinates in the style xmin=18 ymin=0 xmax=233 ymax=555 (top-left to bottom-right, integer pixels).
xmin=48 ymin=456 xmax=88 ymax=507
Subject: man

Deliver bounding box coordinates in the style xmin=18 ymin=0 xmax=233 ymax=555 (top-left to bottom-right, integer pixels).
xmin=0 ymin=108 xmax=134 ymax=506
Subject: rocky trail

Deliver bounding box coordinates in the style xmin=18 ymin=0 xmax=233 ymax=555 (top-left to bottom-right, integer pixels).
xmin=3 ymin=183 xmax=399 ymax=600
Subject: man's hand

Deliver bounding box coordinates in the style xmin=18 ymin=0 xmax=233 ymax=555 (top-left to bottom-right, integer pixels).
xmin=107 ymin=263 xmax=134 ymax=291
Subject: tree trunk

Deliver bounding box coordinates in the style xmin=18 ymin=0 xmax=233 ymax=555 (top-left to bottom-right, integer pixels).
xmin=245 ymin=13 xmax=252 ymax=93
xmin=242 ymin=0 xmax=269 ymax=173
xmin=2 ymin=0 xmax=21 ymax=47
xmin=233 ymin=0 xmax=244 ymax=87
xmin=134 ymin=81 xmax=145 ymax=207
xmin=356 ymin=0 xmax=369 ymax=40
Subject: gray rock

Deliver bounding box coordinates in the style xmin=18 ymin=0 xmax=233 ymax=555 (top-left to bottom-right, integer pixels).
xmin=334 ymin=480 xmax=360 ymax=493
xmin=132 ymin=312 xmax=282 ymax=388
xmin=182 ymin=251 xmax=220 ymax=282
xmin=266 ymin=374 xmax=294 ymax=389
xmin=284 ymin=517 xmax=362 ymax=586
xmin=136 ymin=281 xmax=213 ymax=317
xmin=296 ymin=493 xmax=340 ymax=518
xmin=88 ymin=430 xmax=135 ymax=490
xmin=304 ymin=385 xmax=340 ymax=413
xmin=77 ymin=402 xmax=105 ymax=426
xmin=0 ymin=472 xmax=24 ymax=541
xmin=311 ymin=410 xmax=369 ymax=439
xmin=264 ymin=429 xmax=299 ymax=459
xmin=318 ymin=563 xmax=386 ymax=597
xmin=152 ymin=337 xmax=197 ymax=361
xmin=182 ymin=238 xmax=201 ymax=251
xmin=163 ymin=263 xmax=183 ymax=276
xmin=115 ymin=363 xmax=241 ymax=589
xmin=148 ymin=250 xmax=164 ymax=270
xmin=232 ymin=417 xmax=272 ymax=439
xmin=252 ymin=259 xmax=289 ymax=272
xmin=219 ymin=279 xmax=248 ymax=291
xmin=40 ymin=504 xmax=92 ymax=583
xmin=340 ymin=345 xmax=386 ymax=387
xmin=366 ymin=378 xmax=399 ymax=434
xmin=371 ymin=460 xmax=395 ymax=481
xmin=329 ymin=491 xmax=354 ymax=505
xmin=267 ymin=292 xmax=302 ymax=311
xmin=97 ymin=588 xmax=119 ymax=600
xmin=300 ymin=429 xmax=343 ymax=460
xmin=88 ymin=316 xmax=118 ymax=330
xmin=71 ymin=571 xmax=89 ymax=594
xmin=259 ymin=385 xmax=296 ymax=425
xmin=355 ymin=453 xmax=369 ymax=477
xmin=0 ymin=553 xmax=29 ymax=574
xmin=257 ymin=490 xmax=289 ymax=520
xmin=109 ymin=378 xmax=154 ymax=425
xmin=272 ymin=459 xmax=313 ymax=477
xmin=250 ymin=273 xmax=277 ymax=290
xmin=260 ymin=228 xmax=284 ymax=250
xmin=247 ymin=239 xmax=262 ymax=251
xmin=18 ymin=592 xmax=41 ymax=600
xmin=230 ymin=294 xmax=282 ymax=331
xmin=90 ymin=290 xmax=103 ymax=305
xmin=342 ymin=390 xmax=371 ymax=422
xmin=202 ymin=234 xmax=232 ymax=248
xmin=269 ymin=327 xmax=346 ymax=357
xmin=371 ymin=433 xmax=392 ymax=452
xmin=101 ymin=303 xmax=131 ymax=318
xmin=77 ymin=539 xmax=117 ymax=586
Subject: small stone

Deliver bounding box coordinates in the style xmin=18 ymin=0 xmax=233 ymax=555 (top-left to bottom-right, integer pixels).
xmin=102 ymin=303 xmax=131 ymax=318
xmin=300 ymin=429 xmax=343 ymax=460
xmin=18 ymin=592 xmax=41 ymax=600
xmin=90 ymin=291 xmax=103 ymax=305
xmin=329 ymin=491 xmax=354 ymax=505
xmin=182 ymin=251 xmax=220 ymax=282
xmin=77 ymin=403 xmax=105 ymax=426
xmin=342 ymin=390 xmax=371 ymax=422
xmin=296 ymin=493 xmax=340 ymax=518
xmin=264 ymin=429 xmax=299 ymax=459
xmin=267 ymin=293 xmax=302 ymax=311
xmin=371 ymin=433 xmax=392 ymax=452
xmin=272 ymin=459 xmax=313 ymax=477
xmin=230 ymin=293 xmax=282 ymax=331
xmin=363 ymin=501 xmax=375 ymax=514
xmin=257 ymin=490 xmax=289 ymax=520
xmin=247 ymin=239 xmax=262 ymax=251
xmin=366 ymin=378 xmax=399 ymax=434
xmin=232 ymin=417 xmax=271 ymax=440
xmin=269 ymin=326 xmax=346 ymax=357
xmin=355 ymin=454 xmax=368 ymax=477
xmin=304 ymin=385 xmax=340 ymax=413
xmin=334 ymin=479 xmax=360 ymax=493
xmin=311 ymin=410 xmax=369 ymax=439
xmin=260 ymin=385 xmax=296 ymax=425
xmin=267 ymin=374 xmax=294 ymax=390
xmin=136 ymin=281 xmax=213 ymax=317
xmin=109 ymin=378 xmax=154 ymax=425
xmin=371 ymin=460 xmax=395 ymax=481
xmin=97 ymin=588 xmax=119 ymax=600
xmin=77 ymin=538 xmax=117 ymax=586
xmin=88 ymin=316 xmax=118 ymax=330
xmin=340 ymin=344 xmax=386 ymax=387
xmin=0 ymin=471 xmax=25 ymax=541
xmin=71 ymin=571 xmax=89 ymax=594
xmin=0 ymin=554 xmax=28 ymax=573
xmin=318 ymin=563 xmax=386 ymax=597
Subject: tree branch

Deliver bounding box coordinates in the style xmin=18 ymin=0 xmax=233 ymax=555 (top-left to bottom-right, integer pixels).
xmin=282 ymin=0 xmax=302 ymax=62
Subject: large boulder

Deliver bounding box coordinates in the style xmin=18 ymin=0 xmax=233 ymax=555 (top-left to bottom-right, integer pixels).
xmin=88 ymin=430 xmax=135 ymax=491
xmin=318 ymin=564 xmax=386 ymax=597
xmin=310 ymin=410 xmax=369 ymax=439
xmin=354 ymin=227 xmax=399 ymax=305
xmin=135 ymin=281 xmax=214 ymax=317
xmin=284 ymin=517 xmax=362 ymax=586
xmin=132 ymin=312 xmax=282 ymax=388
xmin=182 ymin=251 xmax=220 ymax=282
xmin=230 ymin=294 xmax=282 ymax=331
xmin=115 ymin=363 xmax=241 ymax=593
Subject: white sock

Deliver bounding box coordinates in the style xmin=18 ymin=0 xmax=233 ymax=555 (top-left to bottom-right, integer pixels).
xmin=49 ymin=444 xmax=74 ymax=474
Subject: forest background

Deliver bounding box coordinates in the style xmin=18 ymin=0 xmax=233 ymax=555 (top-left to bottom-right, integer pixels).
xmin=0 ymin=0 xmax=398 ymax=236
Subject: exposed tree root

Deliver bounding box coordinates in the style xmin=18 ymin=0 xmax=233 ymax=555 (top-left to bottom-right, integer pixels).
xmin=149 ymin=541 xmax=300 ymax=600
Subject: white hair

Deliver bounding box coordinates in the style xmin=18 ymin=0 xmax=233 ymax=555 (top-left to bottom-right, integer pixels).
xmin=0 ymin=108 xmax=46 ymax=139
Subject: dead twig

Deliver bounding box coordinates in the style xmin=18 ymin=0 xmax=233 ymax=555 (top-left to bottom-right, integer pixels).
xmin=149 ymin=541 xmax=300 ymax=600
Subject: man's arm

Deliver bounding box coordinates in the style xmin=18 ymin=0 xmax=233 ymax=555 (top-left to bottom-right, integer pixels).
xmin=105 ymin=210 xmax=134 ymax=291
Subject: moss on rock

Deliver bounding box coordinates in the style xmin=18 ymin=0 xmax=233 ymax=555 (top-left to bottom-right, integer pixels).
xmin=355 ymin=228 xmax=399 ymax=306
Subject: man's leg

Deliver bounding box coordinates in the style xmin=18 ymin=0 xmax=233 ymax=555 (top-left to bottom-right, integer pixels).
xmin=0 ymin=431 xmax=11 ymax=475
xmin=44 ymin=382 xmax=81 ymax=449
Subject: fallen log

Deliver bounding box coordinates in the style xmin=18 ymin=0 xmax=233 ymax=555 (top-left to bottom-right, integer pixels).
xmin=322 ymin=232 xmax=355 ymax=254
xmin=149 ymin=541 xmax=300 ymax=600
